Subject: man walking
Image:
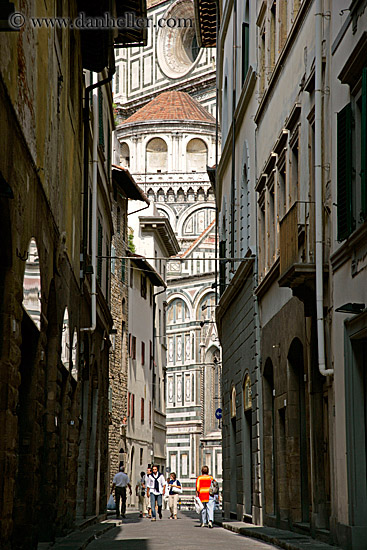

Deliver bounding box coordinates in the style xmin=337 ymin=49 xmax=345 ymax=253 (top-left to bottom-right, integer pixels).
xmin=136 ymin=471 xmax=147 ymax=518
xmin=111 ymin=465 xmax=132 ymax=519
xmin=196 ymin=465 xmax=215 ymax=528
xmin=146 ymin=464 xmax=165 ymax=521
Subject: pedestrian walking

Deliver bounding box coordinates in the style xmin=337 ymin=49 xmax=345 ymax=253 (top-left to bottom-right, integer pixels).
xmin=136 ymin=471 xmax=147 ymax=518
xmin=111 ymin=465 xmax=132 ymax=519
xmin=196 ymin=465 xmax=215 ymax=528
xmin=167 ymin=472 xmax=181 ymax=519
xmin=145 ymin=467 xmax=152 ymax=518
xmin=146 ymin=464 xmax=165 ymax=521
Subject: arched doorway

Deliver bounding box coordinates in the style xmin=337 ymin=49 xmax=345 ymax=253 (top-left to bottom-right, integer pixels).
xmin=263 ymin=359 xmax=276 ymax=517
xmin=12 ymin=238 xmax=42 ymax=548
xmin=288 ymin=338 xmax=310 ymax=523
xmin=242 ymin=374 xmax=253 ymax=520
xmin=230 ymin=386 xmax=237 ymax=517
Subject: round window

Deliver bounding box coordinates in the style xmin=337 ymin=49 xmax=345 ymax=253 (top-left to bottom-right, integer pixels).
xmin=157 ymin=0 xmax=202 ymax=80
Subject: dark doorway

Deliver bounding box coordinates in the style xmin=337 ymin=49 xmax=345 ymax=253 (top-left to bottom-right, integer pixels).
xmin=263 ymin=359 xmax=276 ymax=517
xmin=12 ymin=311 xmax=40 ymax=549
xmin=288 ymin=338 xmax=310 ymax=524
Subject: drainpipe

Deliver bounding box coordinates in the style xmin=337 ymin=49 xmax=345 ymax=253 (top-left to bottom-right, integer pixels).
xmin=315 ymin=0 xmax=333 ymax=375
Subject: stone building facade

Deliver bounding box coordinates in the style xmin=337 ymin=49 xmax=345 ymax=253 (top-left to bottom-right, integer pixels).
xmin=108 ymin=167 xmax=150 ymax=485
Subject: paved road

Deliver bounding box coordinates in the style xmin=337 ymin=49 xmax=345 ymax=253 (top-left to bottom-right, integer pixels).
xmin=88 ymin=510 xmax=280 ymax=550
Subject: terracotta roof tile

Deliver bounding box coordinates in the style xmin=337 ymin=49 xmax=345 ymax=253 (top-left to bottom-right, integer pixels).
xmin=122 ymin=91 xmax=215 ymax=124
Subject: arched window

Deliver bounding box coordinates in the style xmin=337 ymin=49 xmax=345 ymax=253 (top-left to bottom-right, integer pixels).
xmin=187 ymin=187 xmax=195 ymax=202
xmin=231 ymin=386 xmax=236 ymax=418
xmin=197 ymin=187 xmax=205 ymax=201
xmin=71 ymin=329 xmax=78 ymax=380
xmin=186 ymin=139 xmax=207 ymax=172
xmin=167 ymin=188 xmax=175 ymax=202
xmin=120 ymin=142 xmax=130 ymax=169
xmin=157 ymin=188 xmax=165 ymax=202
xmin=146 ymin=138 xmax=168 ymax=173
xmin=177 ymin=188 xmax=185 ymax=202
xmin=22 ymin=238 xmax=41 ymax=330
xmin=243 ymin=374 xmax=252 ymax=412
xmin=147 ymin=188 xmax=155 ymax=202
xmin=182 ymin=207 xmax=215 ymax=235
xmin=61 ymin=307 xmax=70 ymax=368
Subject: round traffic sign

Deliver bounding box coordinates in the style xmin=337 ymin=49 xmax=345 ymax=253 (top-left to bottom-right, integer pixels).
xmin=215 ymin=408 xmax=222 ymax=420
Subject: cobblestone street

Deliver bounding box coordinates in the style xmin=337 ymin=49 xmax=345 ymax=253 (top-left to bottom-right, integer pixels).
xmin=87 ymin=511 xmax=278 ymax=550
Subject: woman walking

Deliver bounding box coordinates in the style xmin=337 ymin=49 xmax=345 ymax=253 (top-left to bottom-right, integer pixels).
xmin=167 ymin=472 xmax=181 ymax=519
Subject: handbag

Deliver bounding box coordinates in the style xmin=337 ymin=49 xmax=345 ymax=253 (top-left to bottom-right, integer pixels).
xmin=194 ymin=495 xmax=204 ymax=514
xmin=107 ymin=493 xmax=116 ymax=511
xmin=171 ymin=485 xmax=182 ymax=494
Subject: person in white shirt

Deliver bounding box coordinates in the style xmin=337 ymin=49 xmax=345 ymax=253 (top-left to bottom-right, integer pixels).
xmin=146 ymin=465 xmax=165 ymax=521
xmin=111 ymin=466 xmax=132 ymax=518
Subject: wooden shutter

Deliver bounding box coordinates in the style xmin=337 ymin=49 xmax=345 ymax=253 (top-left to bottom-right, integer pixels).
xmin=337 ymin=103 xmax=353 ymax=241
xmin=141 ymin=398 xmax=144 ymax=422
xmin=98 ymin=88 xmax=104 ymax=150
xmin=219 ymin=240 xmax=226 ymax=295
xmin=141 ymin=341 xmax=145 ymax=365
xmin=361 ymin=67 xmax=367 ymax=218
xmin=127 ymin=392 xmax=130 ymax=416
xmin=97 ymin=219 xmax=103 ymax=283
xmin=242 ymin=22 xmax=249 ymax=86
xmin=131 ymin=393 xmax=135 ymax=418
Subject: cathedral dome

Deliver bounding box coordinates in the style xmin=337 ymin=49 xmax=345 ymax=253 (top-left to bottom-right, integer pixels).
xmin=122 ymin=91 xmax=215 ymax=125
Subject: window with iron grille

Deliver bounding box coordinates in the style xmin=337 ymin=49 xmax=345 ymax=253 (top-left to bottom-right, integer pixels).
xmin=141 ymin=398 xmax=144 ymax=422
xmin=141 ymin=274 xmax=147 ymax=299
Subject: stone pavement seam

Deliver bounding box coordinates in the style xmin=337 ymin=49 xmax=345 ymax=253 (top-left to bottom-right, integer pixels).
xmin=50 ymin=521 xmax=116 ymax=550
xmin=219 ymin=521 xmax=344 ymax=550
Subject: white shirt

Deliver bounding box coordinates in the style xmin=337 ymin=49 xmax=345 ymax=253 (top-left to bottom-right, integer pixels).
xmin=147 ymin=472 xmax=165 ymax=495
xmin=113 ymin=471 xmax=130 ymax=488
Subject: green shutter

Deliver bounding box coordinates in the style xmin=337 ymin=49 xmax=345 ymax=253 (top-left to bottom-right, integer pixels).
xmin=242 ymin=22 xmax=249 ymax=85
xmin=361 ymin=67 xmax=367 ymax=218
xmin=337 ymin=103 xmax=353 ymax=241
xmin=219 ymin=240 xmax=226 ymax=296
xmin=98 ymin=89 xmax=104 ymax=150
xmin=97 ymin=219 xmax=103 ymax=283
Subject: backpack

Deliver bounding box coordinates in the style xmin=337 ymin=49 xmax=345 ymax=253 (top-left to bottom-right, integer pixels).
xmin=209 ymin=478 xmax=219 ymax=496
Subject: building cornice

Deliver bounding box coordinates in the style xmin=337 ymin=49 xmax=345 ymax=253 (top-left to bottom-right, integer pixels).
xmin=216 ymin=255 xmax=255 ymax=331
xmin=140 ymin=216 xmax=180 ymax=256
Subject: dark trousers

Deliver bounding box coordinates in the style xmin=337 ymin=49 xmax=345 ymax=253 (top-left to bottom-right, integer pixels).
xmin=115 ymin=487 xmax=127 ymax=517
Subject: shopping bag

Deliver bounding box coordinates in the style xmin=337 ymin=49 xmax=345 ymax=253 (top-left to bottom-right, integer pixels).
xmin=171 ymin=485 xmax=182 ymax=494
xmin=194 ymin=496 xmax=204 ymax=514
xmin=107 ymin=493 xmax=116 ymax=510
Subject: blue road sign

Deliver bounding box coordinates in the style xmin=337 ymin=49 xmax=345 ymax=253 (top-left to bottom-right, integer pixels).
xmin=215 ymin=408 xmax=222 ymax=420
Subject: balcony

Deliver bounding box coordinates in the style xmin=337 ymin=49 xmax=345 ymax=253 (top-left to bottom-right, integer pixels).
xmin=278 ymin=201 xmax=316 ymax=294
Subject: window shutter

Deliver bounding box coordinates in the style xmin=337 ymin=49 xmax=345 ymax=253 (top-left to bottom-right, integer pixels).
xmin=337 ymin=103 xmax=353 ymax=241
xmin=97 ymin=219 xmax=103 ymax=283
xmin=141 ymin=398 xmax=144 ymax=422
xmin=98 ymin=89 xmax=104 ymax=150
xmin=219 ymin=240 xmax=226 ymax=295
xmin=127 ymin=392 xmax=130 ymax=416
xmin=242 ymin=22 xmax=249 ymax=86
xmin=361 ymin=67 xmax=367 ymax=218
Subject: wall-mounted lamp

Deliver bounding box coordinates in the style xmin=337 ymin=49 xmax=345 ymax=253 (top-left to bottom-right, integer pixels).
xmin=335 ymin=303 xmax=365 ymax=314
